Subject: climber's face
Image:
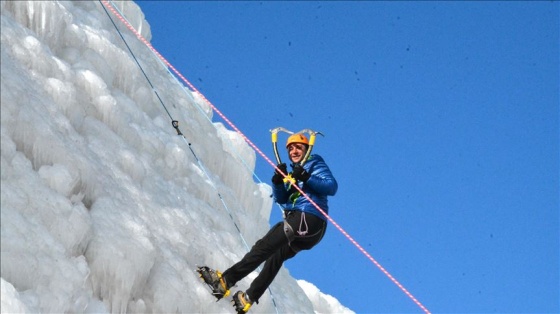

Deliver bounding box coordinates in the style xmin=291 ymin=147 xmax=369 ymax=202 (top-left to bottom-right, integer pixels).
xmin=287 ymin=143 xmax=307 ymax=164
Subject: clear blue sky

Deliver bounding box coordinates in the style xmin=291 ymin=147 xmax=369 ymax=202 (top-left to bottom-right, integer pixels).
xmin=136 ymin=1 xmax=558 ymax=313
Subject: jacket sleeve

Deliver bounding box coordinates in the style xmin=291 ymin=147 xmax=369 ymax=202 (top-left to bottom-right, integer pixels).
xmin=305 ymin=155 xmax=338 ymax=196
xmin=272 ymin=181 xmax=290 ymax=204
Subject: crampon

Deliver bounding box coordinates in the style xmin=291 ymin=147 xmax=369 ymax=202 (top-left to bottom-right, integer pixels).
xmin=196 ymin=266 xmax=230 ymax=300
xmin=231 ymin=290 xmax=253 ymax=314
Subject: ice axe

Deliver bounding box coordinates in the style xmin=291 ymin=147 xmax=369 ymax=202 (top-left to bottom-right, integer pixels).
xmin=293 ymin=128 xmax=324 ymax=166
xmin=270 ymin=127 xmax=324 ymax=165
xmin=270 ymin=127 xmax=293 ymax=165
xmin=270 ymin=127 xmax=323 ymax=185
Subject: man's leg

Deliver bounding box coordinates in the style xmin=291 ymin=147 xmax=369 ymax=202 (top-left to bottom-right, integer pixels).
xmin=222 ymin=221 xmax=288 ymax=287
xmin=246 ymin=243 xmax=297 ymax=303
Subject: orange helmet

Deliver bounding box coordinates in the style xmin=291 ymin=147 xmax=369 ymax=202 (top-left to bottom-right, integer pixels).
xmin=286 ymin=133 xmax=309 ymax=148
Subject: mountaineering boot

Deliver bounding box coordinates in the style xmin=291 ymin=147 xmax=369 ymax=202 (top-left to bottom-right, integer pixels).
xmin=196 ymin=266 xmax=230 ymax=300
xmin=231 ymin=290 xmax=253 ymax=314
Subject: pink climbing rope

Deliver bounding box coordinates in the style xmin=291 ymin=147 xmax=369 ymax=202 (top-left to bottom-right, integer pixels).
xmin=100 ymin=2 xmax=430 ymax=313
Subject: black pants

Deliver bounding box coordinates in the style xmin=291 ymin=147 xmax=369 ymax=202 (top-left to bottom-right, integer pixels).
xmin=222 ymin=211 xmax=327 ymax=303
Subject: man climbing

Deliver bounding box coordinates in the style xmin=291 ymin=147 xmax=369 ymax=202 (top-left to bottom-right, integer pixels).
xmin=198 ymin=132 xmax=338 ymax=313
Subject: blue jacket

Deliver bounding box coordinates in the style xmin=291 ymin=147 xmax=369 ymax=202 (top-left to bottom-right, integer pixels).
xmin=272 ymin=154 xmax=338 ymax=220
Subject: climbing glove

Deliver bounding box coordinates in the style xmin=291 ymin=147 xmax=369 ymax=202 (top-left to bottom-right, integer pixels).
xmin=271 ymin=163 xmax=288 ymax=185
xmin=291 ymin=164 xmax=311 ymax=182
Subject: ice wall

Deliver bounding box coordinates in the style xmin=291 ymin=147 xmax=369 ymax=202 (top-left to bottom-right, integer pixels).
xmin=0 ymin=1 xmax=304 ymax=313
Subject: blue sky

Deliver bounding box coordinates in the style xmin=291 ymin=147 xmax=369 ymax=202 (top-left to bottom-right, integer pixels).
xmin=136 ymin=1 xmax=558 ymax=313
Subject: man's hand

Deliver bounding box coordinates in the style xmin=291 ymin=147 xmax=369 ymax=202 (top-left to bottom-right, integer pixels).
xmin=271 ymin=163 xmax=288 ymax=185
xmin=291 ymin=164 xmax=311 ymax=182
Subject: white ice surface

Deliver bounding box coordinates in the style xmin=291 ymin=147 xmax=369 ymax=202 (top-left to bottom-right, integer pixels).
xmin=0 ymin=1 xmax=353 ymax=313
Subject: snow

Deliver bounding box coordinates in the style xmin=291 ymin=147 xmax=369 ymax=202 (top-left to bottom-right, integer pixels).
xmin=0 ymin=1 xmax=353 ymax=313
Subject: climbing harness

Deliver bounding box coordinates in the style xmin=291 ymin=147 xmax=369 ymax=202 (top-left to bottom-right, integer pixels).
xmin=297 ymin=212 xmax=309 ymax=236
xmin=281 ymin=211 xmax=309 ymax=242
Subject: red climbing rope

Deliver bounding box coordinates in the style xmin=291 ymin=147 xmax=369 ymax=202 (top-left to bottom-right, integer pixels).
xmin=100 ymin=2 xmax=431 ymax=313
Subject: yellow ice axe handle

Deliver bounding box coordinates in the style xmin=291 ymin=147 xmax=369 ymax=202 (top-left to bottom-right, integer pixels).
xmin=308 ymin=133 xmax=316 ymax=146
xmin=300 ymin=133 xmax=316 ymax=166
xmin=271 ymin=132 xmax=282 ymax=164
